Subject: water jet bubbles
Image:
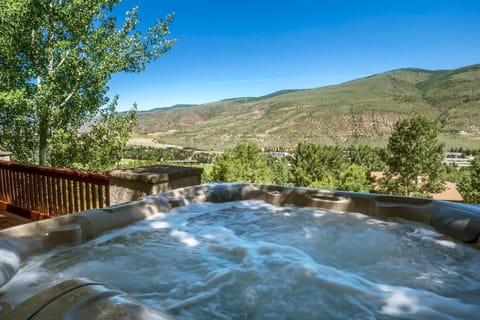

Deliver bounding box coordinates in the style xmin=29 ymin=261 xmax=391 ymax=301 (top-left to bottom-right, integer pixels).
xmin=6 ymin=200 xmax=480 ymax=319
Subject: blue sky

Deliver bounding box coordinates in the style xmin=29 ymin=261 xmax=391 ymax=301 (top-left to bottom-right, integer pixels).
xmin=108 ymin=0 xmax=480 ymax=111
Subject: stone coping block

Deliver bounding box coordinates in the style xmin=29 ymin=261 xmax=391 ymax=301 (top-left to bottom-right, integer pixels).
xmin=106 ymin=165 xmax=203 ymax=205
xmin=107 ymin=165 xmax=203 ymax=184
xmin=0 ymin=151 xmax=12 ymax=161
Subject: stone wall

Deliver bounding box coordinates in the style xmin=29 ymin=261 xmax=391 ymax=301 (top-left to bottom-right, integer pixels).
xmin=106 ymin=165 xmax=203 ymax=205
xmin=0 ymin=152 xmax=11 ymax=161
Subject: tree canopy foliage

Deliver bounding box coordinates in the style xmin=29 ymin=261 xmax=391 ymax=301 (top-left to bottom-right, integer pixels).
xmin=381 ymin=116 xmax=445 ymax=196
xmin=290 ymin=142 xmax=344 ymax=188
xmin=209 ymin=141 xmax=372 ymax=192
xmin=290 ymin=142 xmax=370 ymax=192
xmin=210 ymin=142 xmax=273 ymax=184
xmin=459 ymin=157 xmax=480 ymax=204
xmin=267 ymin=156 xmax=293 ymax=186
xmin=0 ymin=0 xmax=175 ymax=169
xmin=346 ymin=144 xmax=387 ymax=172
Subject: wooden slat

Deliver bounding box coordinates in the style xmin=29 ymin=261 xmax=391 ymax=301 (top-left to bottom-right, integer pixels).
xmin=1 ymin=168 xmax=7 ymax=202
xmin=41 ymin=175 xmax=48 ymax=214
xmin=62 ymin=178 xmax=68 ymax=216
xmin=13 ymin=171 xmax=19 ymax=207
xmin=32 ymin=173 xmax=39 ymax=212
xmin=80 ymin=181 xmax=85 ymax=212
xmin=67 ymin=179 xmax=74 ymax=213
xmin=105 ymin=183 xmax=110 ymax=207
xmin=0 ymin=168 xmax=5 ymax=201
xmin=10 ymin=171 xmax=16 ymax=207
xmin=4 ymin=169 xmax=9 ymax=202
xmin=8 ymin=171 xmax=15 ymax=206
xmin=91 ymin=183 xmax=97 ymax=209
xmin=25 ymin=172 xmax=32 ymax=211
xmin=97 ymin=184 xmax=103 ymax=208
xmin=21 ymin=171 xmax=27 ymax=210
xmin=55 ymin=177 xmax=62 ymax=215
xmin=47 ymin=176 xmax=54 ymax=216
xmin=16 ymin=171 xmax=22 ymax=207
xmin=13 ymin=171 xmax=19 ymax=206
xmin=85 ymin=182 xmax=91 ymax=210
xmin=37 ymin=174 xmax=43 ymax=212
xmin=24 ymin=172 xmax=31 ymax=211
xmin=29 ymin=174 xmax=34 ymax=210
xmin=73 ymin=180 xmax=79 ymax=212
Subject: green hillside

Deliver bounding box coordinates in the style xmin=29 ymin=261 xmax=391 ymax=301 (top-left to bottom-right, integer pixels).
xmin=134 ymin=64 xmax=480 ymax=150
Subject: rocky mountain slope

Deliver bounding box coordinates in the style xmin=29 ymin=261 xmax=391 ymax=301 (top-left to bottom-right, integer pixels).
xmin=135 ymin=64 xmax=480 ymax=150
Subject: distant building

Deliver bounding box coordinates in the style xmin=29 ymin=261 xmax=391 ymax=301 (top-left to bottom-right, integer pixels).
xmin=168 ymin=160 xmax=198 ymax=165
xmin=265 ymin=152 xmax=290 ymax=157
xmin=443 ymin=152 xmax=474 ymax=167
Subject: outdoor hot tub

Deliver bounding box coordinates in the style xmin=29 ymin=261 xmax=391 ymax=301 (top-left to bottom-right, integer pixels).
xmin=1 ymin=183 xmax=479 ymax=319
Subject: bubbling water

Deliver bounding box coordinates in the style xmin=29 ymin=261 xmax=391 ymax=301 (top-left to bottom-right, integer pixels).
xmin=1 ymin=200 xmax=480 ymax=319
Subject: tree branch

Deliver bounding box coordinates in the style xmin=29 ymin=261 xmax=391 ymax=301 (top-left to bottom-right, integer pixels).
xmin=58 ymin=78 xmax=80 ymax=109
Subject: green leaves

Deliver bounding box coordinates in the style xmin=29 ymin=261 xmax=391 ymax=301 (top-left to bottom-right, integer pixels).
xmin=459 ymin=157 xmax=480 ymax=204
xmin=0 ymin=0 xmax=175 ymax=167
xmin=0 ymin=89 xmax=37 ymax=162
xmin=211 ymin=142 xmax=273 ymax=183
xmin=290 ymin=142 xmax=347 ymax=188
xmin=381 ymin=117 xmax=445 ymax=196
xmin=337 ymin=164 xmax=370 ymax=193
xmin=49 ymin=99 xmax=137 ymax=171
xmin=289 ymin=142 xmax=370 ymax=191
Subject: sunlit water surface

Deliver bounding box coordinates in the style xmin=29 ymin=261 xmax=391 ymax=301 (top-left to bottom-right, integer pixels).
xmin=1 ymin=200 xmax=480 ymax=319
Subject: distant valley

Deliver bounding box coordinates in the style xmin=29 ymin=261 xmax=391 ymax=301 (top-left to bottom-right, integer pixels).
xmin=134 ymin=64 xmax=480 ymax=150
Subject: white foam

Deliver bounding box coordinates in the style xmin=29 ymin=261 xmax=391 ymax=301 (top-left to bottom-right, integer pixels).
xmin=150 ymin=221 xmax=171 ymax=229
xmin=169 ymin=230 xmax=199 ymax=247
xmin=435 ymin=239 xmax=458 ymax=249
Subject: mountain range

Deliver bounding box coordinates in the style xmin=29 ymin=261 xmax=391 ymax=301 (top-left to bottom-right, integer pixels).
xmin=134 ymin=64 xmax=480 ymax=150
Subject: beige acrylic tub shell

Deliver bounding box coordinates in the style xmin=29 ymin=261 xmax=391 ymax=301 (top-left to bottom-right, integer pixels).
xmin=1 ymin=183 xmax=480 ymax=319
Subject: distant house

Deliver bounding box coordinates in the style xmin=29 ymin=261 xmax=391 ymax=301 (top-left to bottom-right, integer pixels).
xmin=443 ymin=152 xmax=474 ymax=167
xmin=168 ymin=160 xmax=198 ymax=165
xmin=370 ymin=171 xmax=463 ymax=202
xmin=265 ymin=151 xmax=291 ymax=157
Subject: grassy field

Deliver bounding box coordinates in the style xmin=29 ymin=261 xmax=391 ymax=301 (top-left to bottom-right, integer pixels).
xmin=438 ymin=134 xmax=480 ymax=150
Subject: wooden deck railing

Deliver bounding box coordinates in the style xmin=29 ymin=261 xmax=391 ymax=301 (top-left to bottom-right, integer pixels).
xmin=0 ymin=160 xmax=110 ymax=220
